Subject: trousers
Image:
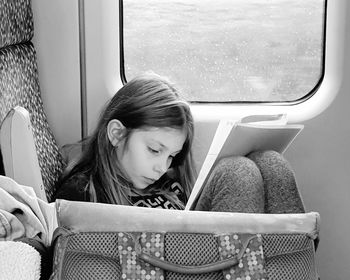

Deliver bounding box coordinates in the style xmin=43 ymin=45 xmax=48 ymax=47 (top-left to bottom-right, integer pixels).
xmin=195 ymin=150 xmax=305 ymax=213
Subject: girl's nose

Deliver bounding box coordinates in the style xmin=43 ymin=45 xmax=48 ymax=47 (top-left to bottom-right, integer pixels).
xmin=154 ymin=159 xmax=168 ymax=175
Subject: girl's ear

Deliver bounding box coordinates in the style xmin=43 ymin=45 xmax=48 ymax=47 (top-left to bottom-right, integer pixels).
xmin=107 ymin=119 xmax=126 ymax=147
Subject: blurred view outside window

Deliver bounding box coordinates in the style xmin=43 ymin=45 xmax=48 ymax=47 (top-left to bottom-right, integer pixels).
xmin=122 ymin=0 xmax=325 ymax=102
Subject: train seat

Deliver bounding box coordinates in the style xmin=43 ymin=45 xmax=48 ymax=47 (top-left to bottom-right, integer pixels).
xmin=0 ymin=0 xmax=64 ymax=203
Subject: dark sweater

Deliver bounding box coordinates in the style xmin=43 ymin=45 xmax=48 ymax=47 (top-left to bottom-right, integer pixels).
xmin=54 ymin=173 xmax=187 ymax=210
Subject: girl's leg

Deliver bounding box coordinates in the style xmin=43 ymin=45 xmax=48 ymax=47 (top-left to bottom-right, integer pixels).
xmin=247 ymin=150 xmax=305 ymax=214
xmin=194 ymin=156 xmax=265 ymax=213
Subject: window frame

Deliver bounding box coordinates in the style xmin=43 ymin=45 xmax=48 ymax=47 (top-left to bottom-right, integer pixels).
xmin=119 ymin=0 xmax=328 ymax=107
xmin=81 ymin=0 xmax=346 ymax=131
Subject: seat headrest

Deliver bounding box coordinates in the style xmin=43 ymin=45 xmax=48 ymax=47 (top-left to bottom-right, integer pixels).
xmin=0 ymin=0 xmax=33 ymax=48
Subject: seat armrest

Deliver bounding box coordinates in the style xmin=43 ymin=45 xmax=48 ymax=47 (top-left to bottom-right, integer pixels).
xmin=0 ymin=106 xmax=47 ymax=202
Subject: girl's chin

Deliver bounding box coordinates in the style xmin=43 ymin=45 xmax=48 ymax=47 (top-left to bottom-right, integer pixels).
xmin=131 ymin=181 xmax=149 ymax=191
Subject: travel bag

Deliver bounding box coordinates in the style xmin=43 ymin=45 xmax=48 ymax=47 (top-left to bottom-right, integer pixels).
xmin=50 ymin=199 xmax=320 ymax=280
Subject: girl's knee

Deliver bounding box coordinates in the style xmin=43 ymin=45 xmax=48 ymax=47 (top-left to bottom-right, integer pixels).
xmin=247 ymin=150 xmax=292 ymax=170
xmin=247 ymin=150 xmax=304 ymax=213
xmin=210 ymin=156 xmax=264 ymax=193
xmin=214 ymin=156 xmax=261 ymax=180
xmin=207 ymin=156 xmax=265 ymax=213
xmin=248 ymin=150 xmax=283 ymax=161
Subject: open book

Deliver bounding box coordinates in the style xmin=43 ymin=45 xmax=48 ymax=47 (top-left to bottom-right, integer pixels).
xmin=185 ymin=114 xmax=304 ymax=210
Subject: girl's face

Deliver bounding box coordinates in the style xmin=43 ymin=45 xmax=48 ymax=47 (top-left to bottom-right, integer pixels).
xmin=116 ymin=127 xmax=187 ymax=190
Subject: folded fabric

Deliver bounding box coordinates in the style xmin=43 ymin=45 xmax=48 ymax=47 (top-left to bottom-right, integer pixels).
xmin=0 ymin=240 xmax=41 ymax=280
xmin=0 ymin=175 xmax=57 ymax=246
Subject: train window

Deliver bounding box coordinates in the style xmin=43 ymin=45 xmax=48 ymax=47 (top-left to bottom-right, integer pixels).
xmin=121 ymin=0 xmax=326 ymax=103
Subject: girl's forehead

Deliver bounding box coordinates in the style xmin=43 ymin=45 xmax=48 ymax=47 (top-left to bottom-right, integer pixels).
xmin=135 ymin=127 xmax=186 ymax=150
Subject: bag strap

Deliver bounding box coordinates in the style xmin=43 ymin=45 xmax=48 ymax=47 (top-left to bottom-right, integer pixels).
xmin=51 ymin=227 xmax=72 ymax=245
xmin=134 ymin=234 xmax=256 ymax=274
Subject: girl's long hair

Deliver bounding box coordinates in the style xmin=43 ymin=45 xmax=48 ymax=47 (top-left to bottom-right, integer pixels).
xmin=58 ymin=72 xmax=196 ymax=207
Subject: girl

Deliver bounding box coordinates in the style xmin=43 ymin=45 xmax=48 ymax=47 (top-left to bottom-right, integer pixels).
xmin=54 ymin=72 xmax=196 ymax=209
xmin=55 ymin=72 xmax=305 ymax=213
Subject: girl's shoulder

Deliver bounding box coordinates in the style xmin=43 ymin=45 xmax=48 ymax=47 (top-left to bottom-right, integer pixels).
xmin=54 ymin=173 xmax=90 ymax=202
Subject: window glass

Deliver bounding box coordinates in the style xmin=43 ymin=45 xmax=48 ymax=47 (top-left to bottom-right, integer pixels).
xmin=122 ymin=0 xmax=325 ymax=102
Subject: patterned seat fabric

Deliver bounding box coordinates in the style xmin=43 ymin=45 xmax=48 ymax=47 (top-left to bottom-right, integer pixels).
xmin=0 ymin=0 xmax=64 ymax=201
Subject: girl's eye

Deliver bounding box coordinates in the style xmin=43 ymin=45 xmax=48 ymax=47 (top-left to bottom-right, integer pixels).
xmin=148 ymin=147 xmax=159 ymax=154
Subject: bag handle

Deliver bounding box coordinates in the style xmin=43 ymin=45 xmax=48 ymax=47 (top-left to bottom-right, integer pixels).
xmin=134 ymin=234 xmax=256 ymax=274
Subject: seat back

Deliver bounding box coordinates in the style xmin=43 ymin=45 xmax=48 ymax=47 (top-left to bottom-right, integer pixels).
xmin=0 ymin=0 xmax=64 ymax=201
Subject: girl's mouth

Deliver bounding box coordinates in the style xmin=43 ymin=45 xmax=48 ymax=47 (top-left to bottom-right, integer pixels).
xmin=144 ymin=177 xmax=156 ymax=185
